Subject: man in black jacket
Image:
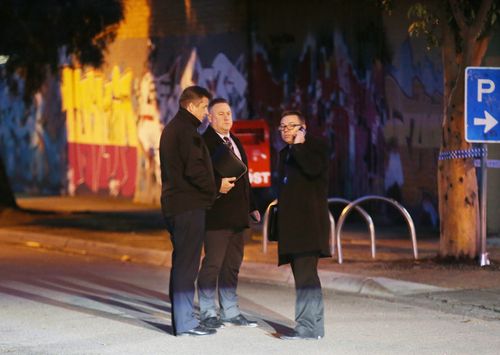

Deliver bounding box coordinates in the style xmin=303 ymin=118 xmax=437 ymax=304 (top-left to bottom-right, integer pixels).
xmin=159 ymin=86 xmax=217 ymax=336
xmin=276 ymin=110 xmax=330 ymax=340
xmin=197 ymin=98 xmax=260 ymax=329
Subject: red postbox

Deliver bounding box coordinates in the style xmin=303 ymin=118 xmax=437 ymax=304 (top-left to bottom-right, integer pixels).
xmin=232 ymin=119 xmax=271 ymax=188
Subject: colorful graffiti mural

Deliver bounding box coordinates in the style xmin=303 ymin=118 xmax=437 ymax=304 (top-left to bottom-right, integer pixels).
xmin=57 ymin=48 xmax=250 ymax=201
xmin=0 ymin=0 xmax=443 ymax=229
xmin=251 ymin=31 xmax=387 ymax=199
xmin=61 ymin=66 xmax=138 ymax=197
xmin=249 ymin=29 xmax=443 ymax=225
xmin=0 ymin=70 xmax=66 ymax=194
xmin=151 ymin=48 xmax=248 ymax=126
xmin=1 ymin=31 xmax=443 ymax=222
xmin=2 ymin=0 xmax=498 ymax=231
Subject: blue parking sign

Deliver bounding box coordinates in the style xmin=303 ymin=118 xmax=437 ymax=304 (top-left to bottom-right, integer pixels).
xmin=465 ymin=67 xmax=500 ymax=143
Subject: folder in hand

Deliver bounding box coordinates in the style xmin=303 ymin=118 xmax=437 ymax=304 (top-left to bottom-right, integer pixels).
xmin=211 ymin=144 xmax=247 ymax=180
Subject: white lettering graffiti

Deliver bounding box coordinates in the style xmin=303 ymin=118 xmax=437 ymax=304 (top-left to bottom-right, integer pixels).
xmin=249 ymin=171 xmax=271 ymax=185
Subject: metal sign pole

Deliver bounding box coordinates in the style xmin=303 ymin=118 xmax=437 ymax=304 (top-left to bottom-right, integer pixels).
xmin=480 ymin=144 xmax=490 ymax=266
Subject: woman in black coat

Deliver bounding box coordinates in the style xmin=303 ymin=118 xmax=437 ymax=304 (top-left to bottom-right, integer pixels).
xmin=276 ymin=110 xmax=330 ymax=340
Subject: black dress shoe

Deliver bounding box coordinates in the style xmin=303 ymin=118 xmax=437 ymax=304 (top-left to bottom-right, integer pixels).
xmin=177 ymin=325 xmax=217 ymax=336
xmin=222 ymin=314 xmax=258 ymax=327
xmin=279 ymin=331 xmax=322 ymax=340
xmin=201 ymin=317 xmax=225 ymax=329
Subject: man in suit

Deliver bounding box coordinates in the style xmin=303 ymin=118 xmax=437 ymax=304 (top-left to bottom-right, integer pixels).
xmin=159 ymin=86 xmax=218 ymax=336
xmin=276 ymin=110 xmax=330 ymax=340
xmin=197 ymin=98 xmax=260 ymax=329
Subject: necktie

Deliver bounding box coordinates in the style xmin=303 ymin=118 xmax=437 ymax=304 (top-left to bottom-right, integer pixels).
xmin=283 ymin=146 xmax=291 ymax=184
xmin=223 ymin=137 xmax=234 ymax=153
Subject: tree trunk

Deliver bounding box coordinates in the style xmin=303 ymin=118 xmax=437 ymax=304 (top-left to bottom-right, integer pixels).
xmin=0 ymin=155 xmax=17 ymax=210
xmin=437 ymin=27 xmax=490 ymax=258
xmin=437 ymin=122 xmax=478 ymax=258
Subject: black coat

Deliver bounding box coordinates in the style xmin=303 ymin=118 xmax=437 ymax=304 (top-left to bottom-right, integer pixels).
xmin=159 ymin=108 xmax=216 ymax=217
xmin=277 ymin=134 xmax=331 ymax=265
xmin=203 ymin=125 xmax=256 ymax=230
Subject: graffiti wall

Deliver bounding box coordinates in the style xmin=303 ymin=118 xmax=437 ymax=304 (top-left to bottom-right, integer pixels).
xmin=251 ymin=32 xmax=388 ymax=199
xmin=246 ymin=0 xmax=444 ymax=227
xmin=0 ymin=70 xmax=67 ymax=195
xmin=0 ymin=0 xmax=458 ymax=229
xmin=57 ymin=38 xmax=249 ymax=201
xmin=0 ymin=0 xmax=442 ymax=216
xmin=61 ymin=66 xmax=138 ymax=197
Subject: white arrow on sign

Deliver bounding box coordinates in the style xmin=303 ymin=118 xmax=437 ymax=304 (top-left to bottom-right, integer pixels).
xmin=474 ymin=110 xmax=498 ymax=133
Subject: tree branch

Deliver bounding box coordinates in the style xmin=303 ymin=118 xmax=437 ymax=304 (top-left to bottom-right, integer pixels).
xmin=470 ymin=0 xmax=494 ymax=39
xmin=472 ymin=35 xmax=491 ymax=66
xmin=449 ymin=0 xmax=468 ymax=37
xmin=441 ymin=18 xmax=457 ymax=101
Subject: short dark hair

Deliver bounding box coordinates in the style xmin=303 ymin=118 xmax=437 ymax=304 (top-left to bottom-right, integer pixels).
xmin=208 ymin=97 xmax=229 ymax=110
xmin=179 ymin=86 xmax=212 ymax=108
xmin=280 ymin=110 xmax=306 ymax=123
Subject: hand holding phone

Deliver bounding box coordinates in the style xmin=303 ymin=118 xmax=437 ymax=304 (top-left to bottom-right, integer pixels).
xmin=293 ymin=126 xmax=306 ymax=144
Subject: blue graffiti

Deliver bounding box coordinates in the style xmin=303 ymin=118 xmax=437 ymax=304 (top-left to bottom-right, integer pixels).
xmin=0 ymin=71 xmax=66 ymax=194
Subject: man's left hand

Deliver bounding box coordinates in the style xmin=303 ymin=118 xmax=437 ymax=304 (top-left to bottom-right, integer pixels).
xmin=293 ymin=128 xmax=305 ymax=144
xmin=249 ymin=210 xmax=261 ymax=223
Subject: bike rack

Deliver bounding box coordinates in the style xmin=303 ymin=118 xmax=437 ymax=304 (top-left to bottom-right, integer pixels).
xmin=336 ymin=195 xmax=418 ymax=264
xmin=262 ymin=199 xmax=335 ymax=255
xmin=328 ymin=198 xmax=375 ymax=260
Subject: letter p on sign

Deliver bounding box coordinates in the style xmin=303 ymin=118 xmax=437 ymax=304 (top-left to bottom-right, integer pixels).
xmin=478 ymin=79 xmax=495 ymax=102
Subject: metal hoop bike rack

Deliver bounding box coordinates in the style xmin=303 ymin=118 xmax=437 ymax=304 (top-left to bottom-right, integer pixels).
xmin=262 ymin=199 xmax=336 ymax=254
xmin=328 ymin=197 xmax=375 ymax=260
xmin=336 ymin=195 xmax=418 ymax=264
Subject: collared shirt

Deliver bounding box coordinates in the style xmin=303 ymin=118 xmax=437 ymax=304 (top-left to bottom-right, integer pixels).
xmin=215 ymin=131 xmax=242 ymax=160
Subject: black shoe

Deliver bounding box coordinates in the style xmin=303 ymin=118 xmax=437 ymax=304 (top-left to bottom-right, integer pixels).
xmin=223 ymin=314 xmax=258 ymax=327
xmin=201 ymin=317 xmax=225 ymax=329
xmin=177 ymin=325 xmax=217 ymax=336
xmin=279 ymin=331 xmax=322 ymax=340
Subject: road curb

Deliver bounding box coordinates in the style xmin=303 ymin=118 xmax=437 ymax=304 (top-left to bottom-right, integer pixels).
xmin=0 ymin=229 xmax=170 ymax=266
xmin=0 ymin=228 xmax=446 ymax=298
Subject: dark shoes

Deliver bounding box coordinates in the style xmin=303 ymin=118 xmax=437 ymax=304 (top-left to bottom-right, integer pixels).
xmin=279 ymin=330 xmax=323 ymax=340
xmin=201 ymin=317 xmax=225 ymax=329
xmin=177 ymin=325 xmax=216 ymax=336
xmin=223 ymin=314 xmax=258 ymax=327
xmin=176 ymin=315 xmax=258 ymax=336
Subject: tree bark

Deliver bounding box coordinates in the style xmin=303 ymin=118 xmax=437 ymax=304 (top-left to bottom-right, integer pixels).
xmin=0 ymin=156 xmax=17 ymax=210
xmin=438 ymin=100 xmax=478 ymax=258
xmin=437 ymin=2 xmax=492 ymax=258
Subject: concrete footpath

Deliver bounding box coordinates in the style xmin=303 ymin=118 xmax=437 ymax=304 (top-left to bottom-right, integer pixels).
xmin=2 ymin=196 xmax=500 ymax=321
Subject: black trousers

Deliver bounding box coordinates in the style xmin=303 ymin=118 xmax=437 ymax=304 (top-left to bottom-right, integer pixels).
xmin=197 ymin=228 xmax=245 ymax=320
xmin=164 ymin=209 xmax=205 ymax=335
xmin=290 ymin=255 xmax=324 ymax=337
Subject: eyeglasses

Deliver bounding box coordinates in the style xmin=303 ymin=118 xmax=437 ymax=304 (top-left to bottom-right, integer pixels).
xmin=278 ymin=123 xmax=302 ymax=131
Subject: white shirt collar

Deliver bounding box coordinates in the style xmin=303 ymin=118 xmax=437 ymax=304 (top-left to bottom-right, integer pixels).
xmin=215 ymin=131 xmax=231 ymax=140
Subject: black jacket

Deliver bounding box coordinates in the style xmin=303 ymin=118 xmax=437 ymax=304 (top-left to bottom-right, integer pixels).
xmin=159 ymin=108 xmax=216 ymax=216
xmin=277 ymin=134 xmax=331 ymax=265
xmin=203 ymin=125 xmax=257 ymax=230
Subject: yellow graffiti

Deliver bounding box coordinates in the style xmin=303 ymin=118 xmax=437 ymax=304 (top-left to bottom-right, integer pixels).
xmin=61 ymin=65 xmax=138 ymax=147
xmin=116 ymin=0 xmax=151 ymax=39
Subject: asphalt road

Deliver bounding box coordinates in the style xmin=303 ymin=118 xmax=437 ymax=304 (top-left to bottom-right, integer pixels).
xmin=0 ymin=242 xmax=499 ymax=355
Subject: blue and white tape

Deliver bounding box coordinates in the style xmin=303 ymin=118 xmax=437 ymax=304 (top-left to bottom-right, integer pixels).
xmin=438 ymin=147 xmax=487 ymax=161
